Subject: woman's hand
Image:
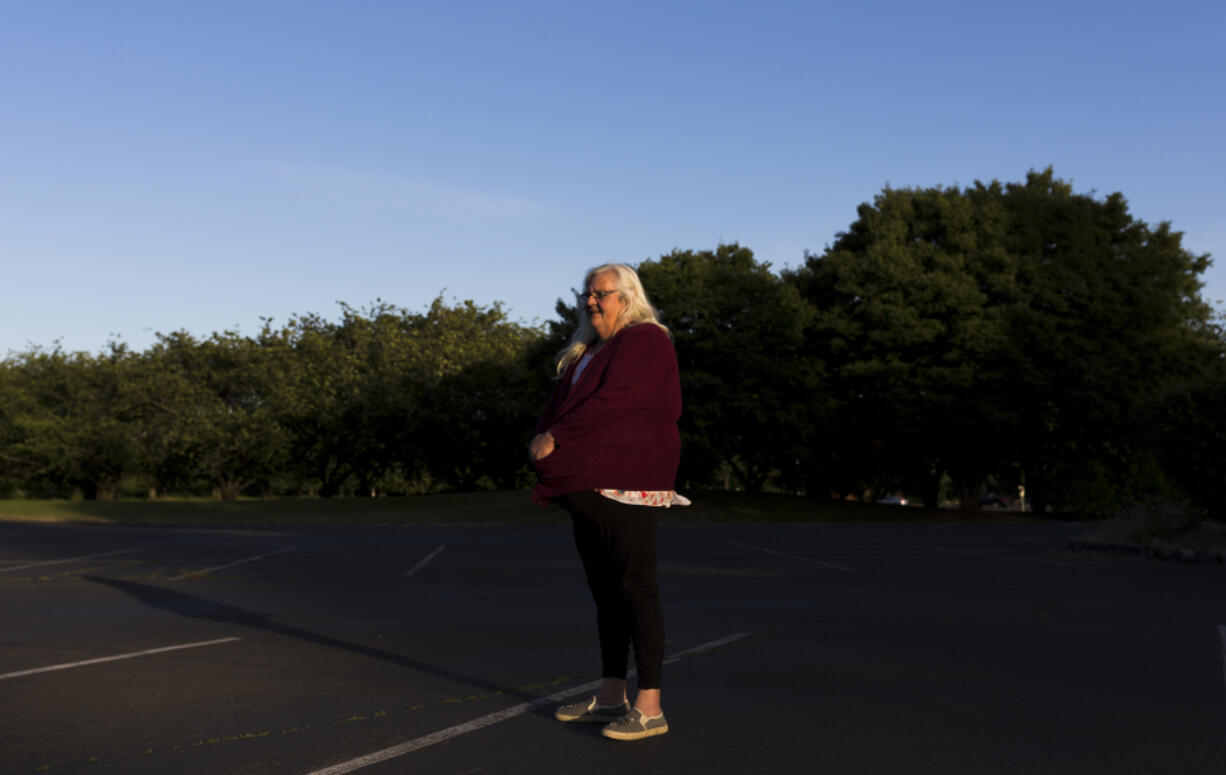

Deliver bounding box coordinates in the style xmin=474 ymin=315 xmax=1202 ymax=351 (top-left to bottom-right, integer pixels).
xmin=528 ymin=430 xmax=556 ymax=461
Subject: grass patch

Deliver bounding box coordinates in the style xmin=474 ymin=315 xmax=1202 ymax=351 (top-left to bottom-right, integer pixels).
xmin=0 ymin=489 xmax=1049 ymax=527
xmin=1078 ymin=498 xmax=1226 ymax=555
xmin=0 ymin=492 xmax=562 ymax=527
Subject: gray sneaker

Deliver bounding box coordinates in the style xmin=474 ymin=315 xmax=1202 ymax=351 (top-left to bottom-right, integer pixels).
xmin=601 ymin=708 xmax=669 ymax=740
xmin=554 ymin=696 xmax=631 ymax=723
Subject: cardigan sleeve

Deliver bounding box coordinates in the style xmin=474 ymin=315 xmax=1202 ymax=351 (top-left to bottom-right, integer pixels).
xmin=547 ymin=325 xmax=677 ymax=450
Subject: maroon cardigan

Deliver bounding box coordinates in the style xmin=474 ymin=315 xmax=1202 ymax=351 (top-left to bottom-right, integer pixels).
xmin=531 ymin=323 xmax=681 ymax=505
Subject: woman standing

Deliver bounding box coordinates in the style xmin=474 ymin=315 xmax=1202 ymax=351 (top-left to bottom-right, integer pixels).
xmin=529 ymin=263 xmax=684 ymax=741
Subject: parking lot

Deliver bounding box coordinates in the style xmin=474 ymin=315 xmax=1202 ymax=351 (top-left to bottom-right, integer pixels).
xmin=2 ymin=518 xmax=1224 ymax=774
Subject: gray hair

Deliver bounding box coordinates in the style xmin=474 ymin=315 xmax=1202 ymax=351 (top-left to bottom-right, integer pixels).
xmin=556 ymin=263 xmax=669 ymax=374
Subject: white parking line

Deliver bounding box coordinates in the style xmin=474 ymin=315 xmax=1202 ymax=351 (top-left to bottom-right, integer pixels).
xmin=662 ymin=632 xmax=752 ymax=661
xmin=725 ymin=540 xmax=853 ymax=572
xmin=403 ymin=545 xmax=446 ymax=577
xmin=0 ymin=637 xmax=241 ymax=680
xmin=875 ymin=538 xmax=1074 ymax=568
xmin=169 ymin=546 xmax=299 ymax=581
xmin=0 ymin=548 xmax=139 ymax=574
xmin=303 ymin=632 xmax=752 ymax=775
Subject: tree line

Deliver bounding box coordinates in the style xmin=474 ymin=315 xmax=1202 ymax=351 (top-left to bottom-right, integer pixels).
xmin=2 ymin=170 xmax=1223 ymax=517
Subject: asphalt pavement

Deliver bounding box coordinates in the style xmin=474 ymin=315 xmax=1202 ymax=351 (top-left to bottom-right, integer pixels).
xmin=2 ymin=517 xmax=1224 ymax=774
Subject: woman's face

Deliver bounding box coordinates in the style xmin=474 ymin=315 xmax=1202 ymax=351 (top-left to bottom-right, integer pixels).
xmin=585 ymin=270 xmax=626 ymax=341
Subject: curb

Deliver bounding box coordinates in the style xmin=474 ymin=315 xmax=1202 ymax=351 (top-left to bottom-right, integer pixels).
xmin=1066 ymin=539 xmax=1226 ymax=564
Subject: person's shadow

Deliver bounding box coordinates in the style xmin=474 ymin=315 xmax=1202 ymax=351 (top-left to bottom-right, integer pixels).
xmin=83 ymin=574 xmax=556 ymax=717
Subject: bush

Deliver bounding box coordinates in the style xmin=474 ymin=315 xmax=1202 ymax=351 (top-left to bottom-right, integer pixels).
xmin=1116 ymin=498 xmax=1204 ymax=543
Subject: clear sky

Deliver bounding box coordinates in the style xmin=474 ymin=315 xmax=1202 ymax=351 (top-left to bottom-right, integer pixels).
xmin=3 ymin=0 xmax=1223 ymax=356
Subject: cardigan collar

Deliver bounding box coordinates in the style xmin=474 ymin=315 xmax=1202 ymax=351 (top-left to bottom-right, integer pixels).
xmin=559 ymin=326 xmax=629 ymax=406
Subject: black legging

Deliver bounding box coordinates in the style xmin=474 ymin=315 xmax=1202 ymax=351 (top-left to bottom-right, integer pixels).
xmin=560 ymin=490 xmax=665 ymax=689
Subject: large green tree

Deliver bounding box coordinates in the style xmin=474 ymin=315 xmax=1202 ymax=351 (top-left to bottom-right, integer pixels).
xmin=638 ymin=244 xmax=816 ymax=492
xmin=198 ymin=332 xmax=291 ymax=499
xmin=788 ymin=169 xmax=1215 ymax=514
xmin=266 ymin=304 xmax=420 ymax=497
xmin=996 ymin=170 xmax=1214 ymax=514
xmin=415 ymin=299 xmax=541 ymax=491
xmin=788 ymin=183 xmax=1016 ymax=508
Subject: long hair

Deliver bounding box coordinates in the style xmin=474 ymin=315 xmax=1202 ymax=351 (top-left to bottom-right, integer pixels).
xmin=555 ymin=263 xmax=669 ymax=375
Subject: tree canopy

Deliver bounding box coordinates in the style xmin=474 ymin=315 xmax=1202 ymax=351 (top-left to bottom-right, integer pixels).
xmin=786 ymin=169 xmax=1219 ymax=514
xmin=0 ymin=298 xmax=540 ymax=500
xmin=2 ymin=170 xmax=1220 ymax=519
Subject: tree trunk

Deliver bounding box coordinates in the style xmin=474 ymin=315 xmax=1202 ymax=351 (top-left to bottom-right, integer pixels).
xmin=921 ymin=469 xmax=941 ymax=510
xmin=953 ymin=466 xmax=981 ymax=517
xmin=1024 ymin=461 xmax=1051 ymax=514
xmin=959 ymin=485 xmax=980 ymax=516
xmin=83 ymin=479 xmax=117 ymax=501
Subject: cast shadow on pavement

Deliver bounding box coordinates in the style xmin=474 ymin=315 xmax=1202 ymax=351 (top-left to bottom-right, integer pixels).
xmin=83 ymin=574 xmax=557 ymax=717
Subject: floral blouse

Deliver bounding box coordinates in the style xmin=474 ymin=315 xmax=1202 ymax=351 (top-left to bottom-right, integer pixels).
xmin=596 ymin=489 xmax=692 ymax=508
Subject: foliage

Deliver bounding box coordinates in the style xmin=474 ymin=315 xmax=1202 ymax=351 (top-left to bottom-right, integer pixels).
xmin=638 ymin=244 xmax=816 ymax=492
xmin=0 ymin=344 xmax=137 ymax=499
xmin=1 ymin=170 xmax=1218 ymax=517
xmin=996 ymin=170 xmax=1215 ymax=515
xmin=1143 ymin=343 xmax=1226 ymax=521
xmin=786 ymin=169 xmax=1218 ymax=514
xmin=787 ymin=183 xmax=1015 ymax=507
xmin=0 ymin=299 xmax=542 ymax=500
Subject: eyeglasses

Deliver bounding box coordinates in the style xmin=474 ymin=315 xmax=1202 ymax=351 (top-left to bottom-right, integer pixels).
xmin=577 ymin=289 xmax=618 ymax=303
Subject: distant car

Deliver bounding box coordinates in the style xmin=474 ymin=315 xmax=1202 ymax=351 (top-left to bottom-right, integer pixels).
xmin=978 ymin=493 xmax=1008 ymax=507
xmin=877 ymin=495 xmax=909 ymax=506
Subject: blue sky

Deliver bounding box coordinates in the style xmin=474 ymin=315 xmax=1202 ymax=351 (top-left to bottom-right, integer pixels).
xmin=3 ymin=0 xmax=1223 ymax=355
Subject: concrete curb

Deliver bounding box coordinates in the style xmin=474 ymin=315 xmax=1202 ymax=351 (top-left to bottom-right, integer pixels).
xmin=1066 ymin=539 xmax=1226 ymax=564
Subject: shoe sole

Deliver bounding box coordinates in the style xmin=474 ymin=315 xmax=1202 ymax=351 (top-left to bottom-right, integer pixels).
xmin=555 ymin=711 xmax=624 ymax=723
xmin=601 ymin=723 xmax=669 ymax=741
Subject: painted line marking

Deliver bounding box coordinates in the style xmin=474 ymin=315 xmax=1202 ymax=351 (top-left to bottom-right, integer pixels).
xmin=0 ymin=548 xmax=139 ymax=574
xmin=170 ymin=546 xmax=299 ymax=581
xmin=875 ymin=539 xmax=1074 ymax=567
xmin=403 ymin=545 xmax=446 ymax=577
xmin=303 ymin=632 xmax=752 ymax=775
xmin=662 ymin=632 xmax=751 ymax=661
xmin=0 ymin=637 xmax=241 ymax=680
xmin=725 ymin=540 xmax=853 ymax=572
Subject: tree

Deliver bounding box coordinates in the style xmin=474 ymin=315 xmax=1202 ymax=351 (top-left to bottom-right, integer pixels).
xmin=0 ymin=344 xmax=140 ymax=499
xmin=788 ymin=183 xmax=1016 ymax=509
xmin=270 ymin=304 xmax=421 ymax=497
xmin=127 ymin=333 xmax=218 ymax=498
xmin=416 ymin=300 xmax=541 ymax=491
xmin=788 ymin=169 xmax=1216 ymax=514
xmin=0 ymin=356 xmax=41 ymax=495
xmin=996 ymin=170 xmax=1215 ymax=514
xmin=270 ymin=297 xmax=543 ymax=496
xmin=1145 ymin=342 xmax=1226 ymax=520
xmin=152 ymin=331 xmax=289 ymax=500
xmin=638 ymin=244 xmax=816 ymax=492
